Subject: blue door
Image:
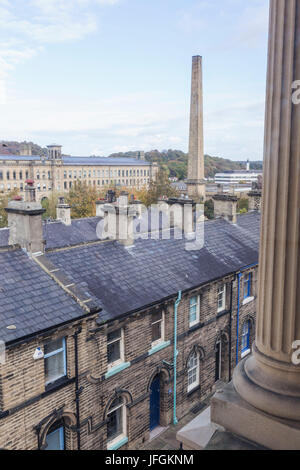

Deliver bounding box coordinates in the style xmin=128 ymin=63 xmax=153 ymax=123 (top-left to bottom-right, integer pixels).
xmin=150 ymin=375 xmax=161 ymax=430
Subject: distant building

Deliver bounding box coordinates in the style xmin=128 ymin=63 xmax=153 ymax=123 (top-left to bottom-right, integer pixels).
xmin=0 ymin=145 xmax=158 ymax=201
xmin=214 ymin=170 xmax=262 ymax=186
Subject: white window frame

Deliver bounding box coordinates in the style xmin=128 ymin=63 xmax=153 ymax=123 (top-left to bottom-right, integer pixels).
xmin=187 ymin=351 xmax=200 ymax=393
xmin=107 ymin=398 xmax=127 ymax=448
xmin=189 ymin=295 xmax=200 ymax=328
xmin=151 ymin=311 xmax=165 ymax=348
xmin=107 ymin=329 xmax=125 ymax=370
xmin=44 ymin=337 xmax=67 ymax=386
xmin=217 ymin=284 xmax=226 ymax=313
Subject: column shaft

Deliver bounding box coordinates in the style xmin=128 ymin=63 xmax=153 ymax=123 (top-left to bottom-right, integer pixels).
xmin=233 ymin=0 xmax=300 ymax=421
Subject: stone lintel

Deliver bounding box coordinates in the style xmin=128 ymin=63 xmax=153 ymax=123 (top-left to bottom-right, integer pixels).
xmin=211 ymin=381 xmax=300 ymax=450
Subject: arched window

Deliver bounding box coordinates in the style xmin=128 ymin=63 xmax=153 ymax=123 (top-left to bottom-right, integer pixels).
xmin=187 ymin=351 xmax=200 ymax=392
xmin=107 ymin=396 xmax=127 ymax=447
xmin=44 ymin=419 xmax=65 ymax=450
xmin=241 ymin=320 xmax=251 ymax=356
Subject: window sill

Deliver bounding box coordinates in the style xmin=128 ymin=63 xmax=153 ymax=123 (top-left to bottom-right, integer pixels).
xmin=187 ymin=385 xmax=200 ymax=397
xmin=241 ymin=349 xmax=251 ymax=359
xmin=242 ymin=296 xmax=254 ymax=306
xmin=45 ymin=375 xmax=68 ymax=392
xmin=148 ymin=341 xmax=171 ymax=356
xmin=105 ymin=362 xmax=131 ymax=379
xmin=107 ymin=436 xmax=128 ymax=451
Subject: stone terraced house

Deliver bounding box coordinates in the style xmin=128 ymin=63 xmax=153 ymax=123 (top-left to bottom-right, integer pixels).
xmin=0 ymin=185 xmax=260 ymax=450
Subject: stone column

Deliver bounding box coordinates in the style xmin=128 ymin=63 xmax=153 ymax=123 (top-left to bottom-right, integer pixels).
xmin=233 ymin=0 xmax=300 ymax=421
xmin=187 ymin=56 xmax=206 ymax=201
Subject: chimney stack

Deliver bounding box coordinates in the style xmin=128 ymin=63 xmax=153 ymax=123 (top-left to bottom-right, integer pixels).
xmin=187 ymin=56 xmax=206 ymax=201
xmin=213 ymin=194 xmax=238 ymax=224
xmin=56 ymin=197 xmax=71 ymax=225
xmin=5 ymin=180 xmax=45 ymax=256
xmin=103 ymin=192 xmax=138 ymax=247
xmin=247 ymin=190 xmax=262 ymax=212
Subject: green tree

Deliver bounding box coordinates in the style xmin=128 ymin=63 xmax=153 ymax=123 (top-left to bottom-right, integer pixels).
xmin=67 ymin=181 xmax=100 ymax=219
xmin=140 ymin=168 xmax=178 ymax=206
xmin=204 ymin=199 xmax=214 ymax=220
xmin=0 ymin=189 xmax=19 ymax=228
xmin=238 ymin=198 xmax=249 ymax=213
xmin=41 ymin=192 xmax=64 ymax=220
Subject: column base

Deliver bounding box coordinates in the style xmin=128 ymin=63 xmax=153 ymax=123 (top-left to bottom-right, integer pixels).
xmin=211 ymin=381 xmax=300 ymax=450
xmin=233 ymin=346 xmax=300 ymax=421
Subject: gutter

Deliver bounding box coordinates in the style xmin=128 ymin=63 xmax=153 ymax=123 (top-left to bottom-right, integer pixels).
xmin=73 ymin=327 xmax=83 ymax=450
xmin=228 ymin=279 xmax=234 ymax=381
xmin=236 ymin=273 xmax=242 ymax=366
xmin=173 ymin=291 xmax=182 ymax=425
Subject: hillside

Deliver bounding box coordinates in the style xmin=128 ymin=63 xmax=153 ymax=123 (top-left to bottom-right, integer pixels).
xmin=109 ymin=150 xmax=262 ymax=179
xmin=0 ymin=141 xmax=263 ymax=179
xmin=0 ymin=141 xmax=47 ymax=156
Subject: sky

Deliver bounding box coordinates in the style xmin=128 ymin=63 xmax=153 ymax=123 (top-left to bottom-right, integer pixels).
xmin=0 ymin=0 xmax=270 ymax=160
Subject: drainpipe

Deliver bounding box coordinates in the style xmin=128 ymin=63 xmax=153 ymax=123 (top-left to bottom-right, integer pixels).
xmin=236 ymin=273 xmax=242 ymax=366
xmin=173 ymin=291 xmax=182 ymax=425
xmin=228 ymin=279 xmax=234 ymax=382
xmin=73 ymin=327 xmax=82 ymax=450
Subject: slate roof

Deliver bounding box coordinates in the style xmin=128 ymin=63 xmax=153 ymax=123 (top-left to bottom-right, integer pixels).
xmin=43 ymin=217 xmax=102 ymax=250
xmin=0 ymin=210 xmax=172 ymax=251
xmin=0 ymin=155 xmax=150 ymax=166
xmin=46 ymin=212 xmax=260 ymax=324
xmin=0 ymin=250 xmax=87 ymax=344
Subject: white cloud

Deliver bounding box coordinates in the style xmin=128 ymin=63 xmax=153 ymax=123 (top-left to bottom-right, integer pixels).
xmin=0 ymin=0 xmax=119 ymax=88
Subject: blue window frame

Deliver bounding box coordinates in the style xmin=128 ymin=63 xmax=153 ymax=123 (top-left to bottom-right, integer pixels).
xmin=45 ymin=425 xmax=65 ymax=450
xmin=44 ymin=338 xmax=67 ymax=386
xmin=244 ymin=273 xmax=252 ymax=299
xmin=241 ymin=321 xmax=251 ymax=353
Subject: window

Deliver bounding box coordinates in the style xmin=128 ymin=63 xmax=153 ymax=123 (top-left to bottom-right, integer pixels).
xmin=151 ymin=311 xmax=164 ymax=346
xmin=244 ymin=273 xmax=252 ymax=300
xmin=44 ymin=338 xmax=67 ymax=386
xmin=241 ymin=320 xmax=251 ymax=356
xmin=44 ymin=420 xmax=65 ymax=450
xmin=107 ymin=397 xmax=126 ymax=446
xmin=187 ymin=351 xmax=200 ymax=392
xmin=107 ymin=329 xmax=124 ymax=368
xmin=189 ymin=296 xmax=200 ymax=327
xmin=217 ymin=285 xmax=226 ymax=312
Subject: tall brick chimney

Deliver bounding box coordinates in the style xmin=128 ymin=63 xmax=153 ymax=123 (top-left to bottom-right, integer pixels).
xmin=5 ymin=180 xmax=45 ymax=256
xmin=56 ymin=197 xmax=71 ymax=226
xmin=213 ymin=194 xmax=238 ymax=224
